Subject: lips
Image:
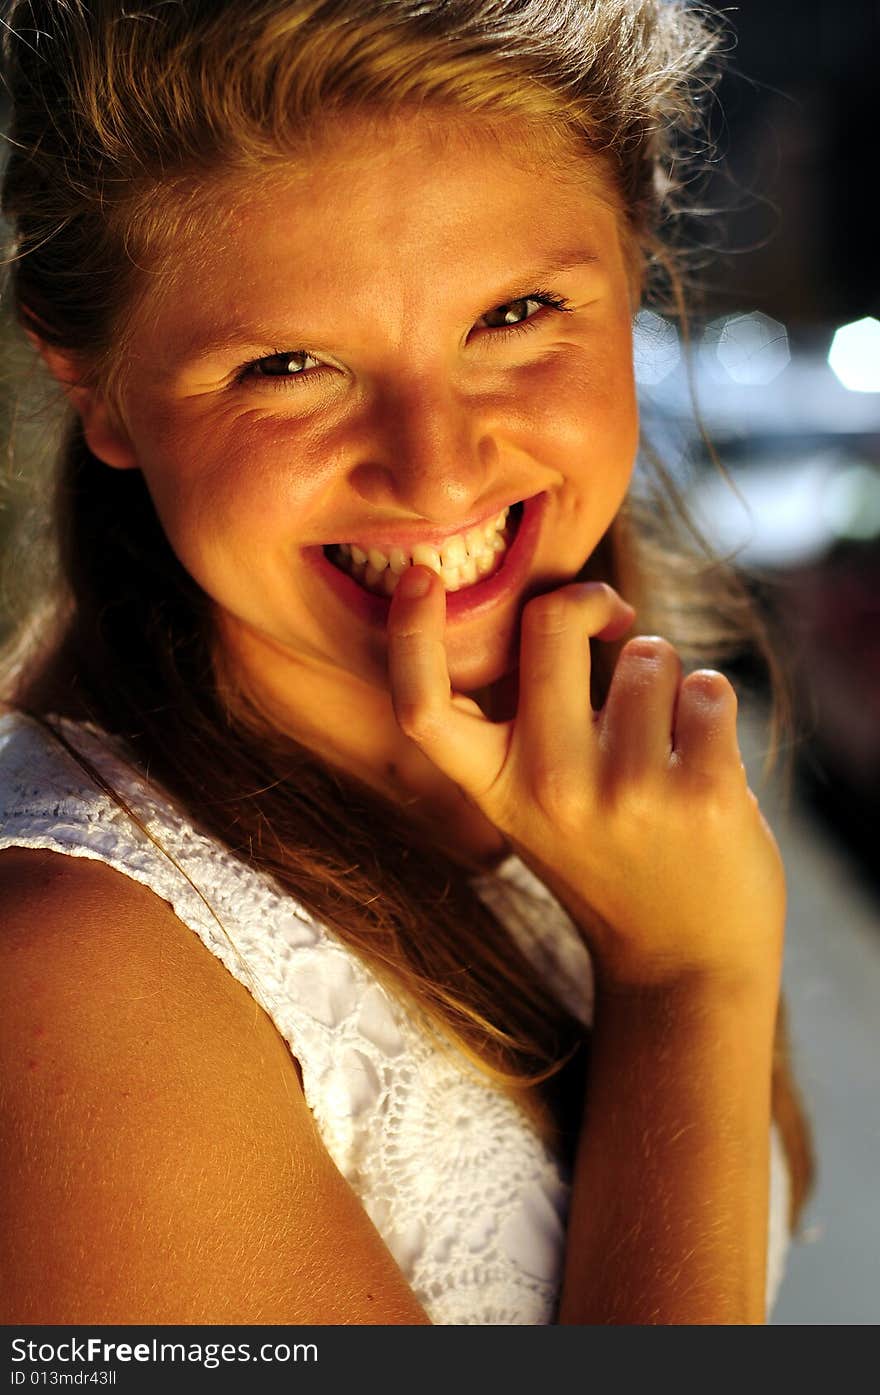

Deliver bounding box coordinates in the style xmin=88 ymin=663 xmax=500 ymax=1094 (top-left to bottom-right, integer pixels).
xmin=304 ymin=492 xmax=547 ymax=626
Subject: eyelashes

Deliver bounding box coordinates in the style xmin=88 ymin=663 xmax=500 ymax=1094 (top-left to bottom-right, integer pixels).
xmin=235 ymin=289 xmax=575 ymax=392
xmin=480 ymin=289 xmax=574 ymax=340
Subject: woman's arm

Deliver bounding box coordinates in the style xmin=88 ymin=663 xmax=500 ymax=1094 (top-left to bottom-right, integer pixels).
xmin=557 ymin=970 xmax=778 ymax=1324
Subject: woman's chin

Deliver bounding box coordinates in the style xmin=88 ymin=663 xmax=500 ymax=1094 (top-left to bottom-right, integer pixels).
xmin=348 ymin=597 xmax=522 ymax=704
xmin=444 ymin=628 xmax=519 ymax=699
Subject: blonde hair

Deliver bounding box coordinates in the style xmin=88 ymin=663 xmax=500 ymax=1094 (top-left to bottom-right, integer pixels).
xmin=1 ymin=0 xmax=813 ymax=1221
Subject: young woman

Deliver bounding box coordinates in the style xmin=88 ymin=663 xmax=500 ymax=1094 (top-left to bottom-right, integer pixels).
xmin=0 ymin=0 xmax=813 ymax=1324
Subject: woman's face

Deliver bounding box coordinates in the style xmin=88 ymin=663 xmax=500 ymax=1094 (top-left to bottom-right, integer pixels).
xmin=103 ymin=113 xmax=640 ymax=702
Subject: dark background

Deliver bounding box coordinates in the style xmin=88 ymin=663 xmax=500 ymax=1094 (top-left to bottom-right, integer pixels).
xmin=700 ymin=0 xmax=878 ymax=331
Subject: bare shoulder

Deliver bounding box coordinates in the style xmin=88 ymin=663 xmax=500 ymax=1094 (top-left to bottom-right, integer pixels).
xmin=0 ymin=845 xmax=253 ymax=1020
xmin=0 ymin=847 xmax=258 ymax=1061
xmin=0 ymin=848 xmax=429 ymax=1324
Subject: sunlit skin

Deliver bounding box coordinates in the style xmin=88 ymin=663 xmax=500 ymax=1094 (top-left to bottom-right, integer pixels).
xmin=69 ymin=112 xmax=641 ymax=857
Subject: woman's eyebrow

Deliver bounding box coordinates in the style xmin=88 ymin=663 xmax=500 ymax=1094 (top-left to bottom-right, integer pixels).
xmin=482 ymin=250 xmax=602 ymax=307
xmin=174 ymin=249 xmax=602 ymax=366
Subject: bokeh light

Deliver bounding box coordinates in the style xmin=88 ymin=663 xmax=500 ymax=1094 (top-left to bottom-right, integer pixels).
xmin=822 ymin=462 xmax=880 ymax=540
xmin=632 ymin=309 xmax=681 ymax=386
xmin=706 ymin=311 xmax=791 ymax=386
xmin=828 ymin=317 xmax=880 ymax=393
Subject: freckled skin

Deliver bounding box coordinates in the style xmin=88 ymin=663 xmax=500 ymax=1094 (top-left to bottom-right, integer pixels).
xmin=79 ymin=112 xmax=640 ymax=845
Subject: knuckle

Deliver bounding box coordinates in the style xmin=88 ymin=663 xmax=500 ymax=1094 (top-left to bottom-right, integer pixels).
xmin=529 ymin=762 xmax=587 ymax=829
xmin=609 ymin=640 xmax=679 ymax=703
xmin=607 ymin=775 xmax=660 ymax=824
xmin=682 ymin=668 xmax=737 ymax=707
xmin=671 ymin=754 xmax=746 ymax=805
xmin=393 ymin=698 xmax=445 ymax=744
xmin=686 ymin=773 xmax=732 ymax=809
xmin=523 ymin=590 xmax=573 ymax=638
xmin=621 ymin=634 xmax=679 ymax=666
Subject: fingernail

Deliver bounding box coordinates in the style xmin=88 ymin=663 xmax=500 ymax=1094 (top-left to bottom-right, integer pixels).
xmin=396 ymin=566 xmax=432 ymax=599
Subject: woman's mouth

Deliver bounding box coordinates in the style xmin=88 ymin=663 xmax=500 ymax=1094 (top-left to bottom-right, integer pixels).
xmin=305 ymin=494 xmax=544 ymax=626
xmin=324 ymin=503 xmax=521 ymax=597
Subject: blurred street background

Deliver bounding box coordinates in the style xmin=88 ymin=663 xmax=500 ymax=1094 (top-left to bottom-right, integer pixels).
xmin=1 ymin=0 xmax=878 ymax=1324
xmin=634 ymin=0 xmax=880 ymax=1324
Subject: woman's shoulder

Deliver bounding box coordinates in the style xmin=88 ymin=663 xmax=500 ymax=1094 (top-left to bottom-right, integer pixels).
xmin=0 ymin=843 xmax=430 ymax=1324
xmin=0 ymin=830 xmax=262 ymax=1077
xmin=0 ymin=709 xmax=336 ymax=1075
xmin=0 ymin=706 xmax=314 ymax=973
xmin=0 ymin=841 xmax=285 ymax=1163
xmin=0 ymin=711 xmax=436 ymax=1143
xmin=0 ymin=841 xmax=236 ymax=1011
xmin=0 ymin=718 xmax=437 ymax=1322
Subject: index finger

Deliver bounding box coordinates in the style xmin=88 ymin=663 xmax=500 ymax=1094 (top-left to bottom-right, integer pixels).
xmin=386 ymin=566 xmax=508 ymax=798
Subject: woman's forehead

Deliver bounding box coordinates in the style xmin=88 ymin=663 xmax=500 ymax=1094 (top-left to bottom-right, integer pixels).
xmin=151 ymin=108 xmax=616 ymax=237
xmin=120 ymin=108 xmax=633 ymax=354
xmin=144 ymin=110 xmax=624 ymax=292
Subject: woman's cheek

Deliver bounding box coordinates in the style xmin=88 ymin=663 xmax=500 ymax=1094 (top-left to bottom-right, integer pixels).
xmin=141 ymin=408 xmax=315 ymax=532
xmin=513 ymin=350 xmax=638 ymax=473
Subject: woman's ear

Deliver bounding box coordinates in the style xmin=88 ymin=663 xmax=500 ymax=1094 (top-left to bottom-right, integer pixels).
xmin=28 ymin=333 xmax=139 ymax=472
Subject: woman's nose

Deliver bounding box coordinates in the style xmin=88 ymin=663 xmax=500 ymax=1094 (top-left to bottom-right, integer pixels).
xmin=347 ymin=376 xmax=496 ymax=522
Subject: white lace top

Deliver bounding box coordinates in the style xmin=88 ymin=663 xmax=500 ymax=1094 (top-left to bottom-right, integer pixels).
xmin=0 ymin=710 xmax=790 ymax=1322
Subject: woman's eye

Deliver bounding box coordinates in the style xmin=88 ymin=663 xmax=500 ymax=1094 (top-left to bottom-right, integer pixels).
xmin=479 ymin=297 xmax=544 ymax=329
xmin=244 ymin=350 xmax=322 ymax=380
xmin=476 ymin=292 xmax=573 ymax=335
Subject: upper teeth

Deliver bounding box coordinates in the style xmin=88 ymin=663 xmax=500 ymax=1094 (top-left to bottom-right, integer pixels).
xmin=341 ymin=508 xmax=510 ymax=572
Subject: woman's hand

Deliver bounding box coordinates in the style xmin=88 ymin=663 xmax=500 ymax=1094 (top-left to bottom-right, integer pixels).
xmin=387 ymin=568 xmax=785 ymax=991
